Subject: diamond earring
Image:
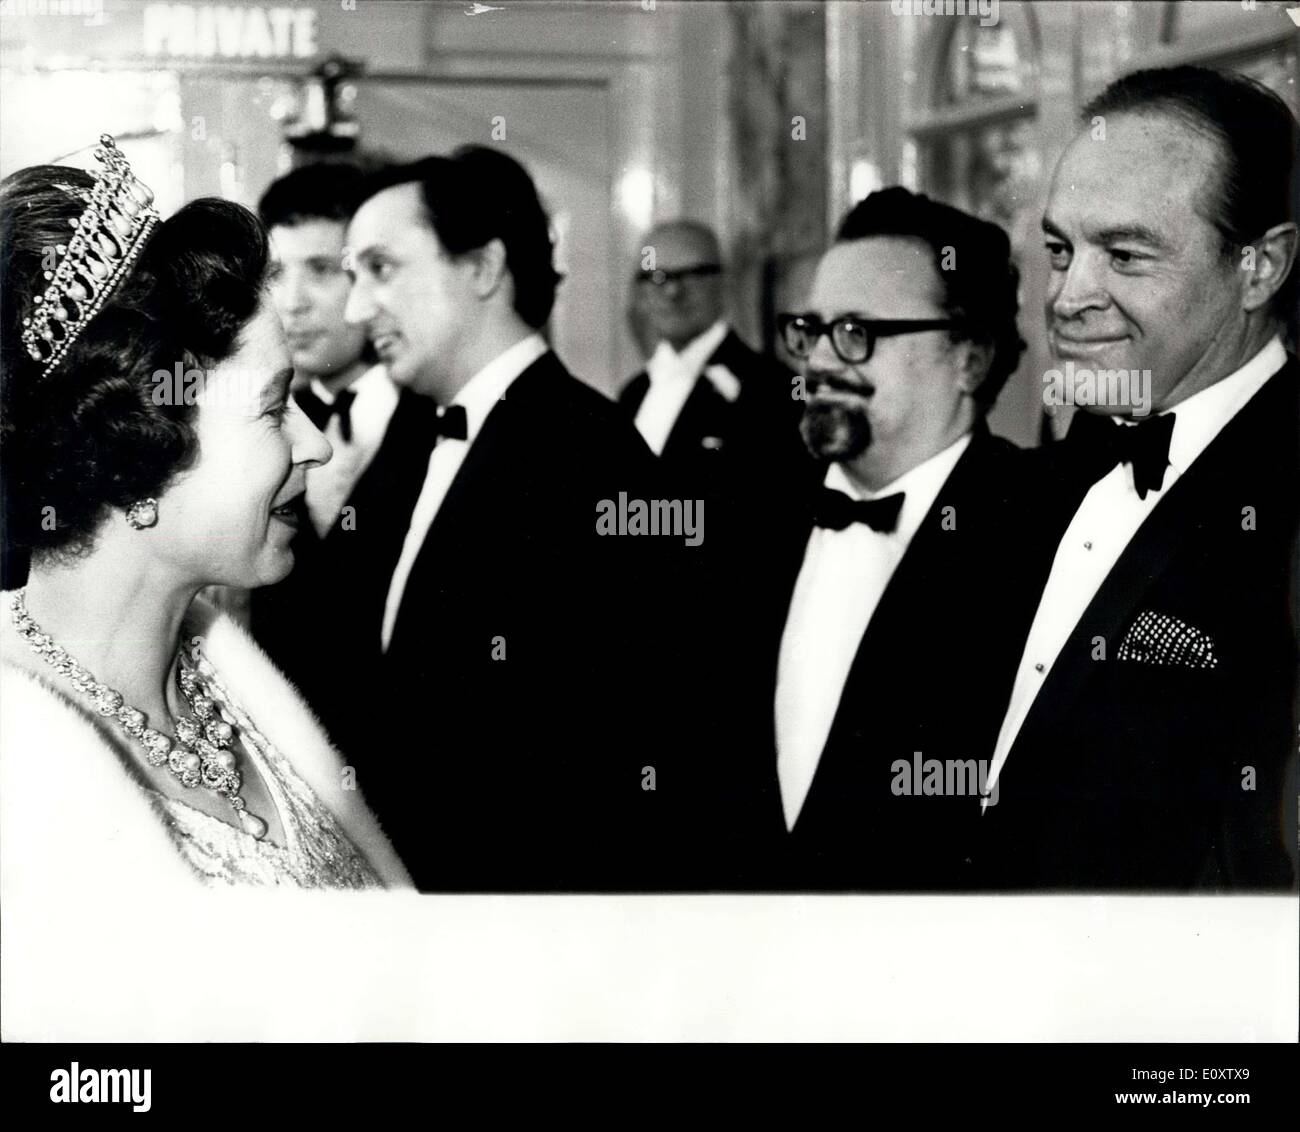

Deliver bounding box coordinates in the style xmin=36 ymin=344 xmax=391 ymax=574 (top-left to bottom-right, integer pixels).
xmin=126 ymin=498 xmax=159 ymax=530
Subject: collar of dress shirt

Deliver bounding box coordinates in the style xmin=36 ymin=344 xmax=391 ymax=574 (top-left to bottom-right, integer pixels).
xmin=310 ymin=363 xmax=396 ymax=412
xmin=450 ymin=331 xmax=548 ymax=442
xmin=647 ymin=320 xmax=729 ymax=384
xmin=824 ymin=429 xmax=972 ymax=545
xmin=1156 ymin=334 xmax=1286 ymax=478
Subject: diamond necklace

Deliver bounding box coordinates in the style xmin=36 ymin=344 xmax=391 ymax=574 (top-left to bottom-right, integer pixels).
xmin=9 ymin=587 xmax=269 ymax=840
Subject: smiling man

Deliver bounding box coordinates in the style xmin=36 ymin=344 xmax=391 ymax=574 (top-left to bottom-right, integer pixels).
xmin=250 ymin=162 xmax=441 ymax=765
xmin=340 ymin=145 xmax=683 ymax=891
xmin=978 ymin=66 xmax=1300 ymax=890
xmin=702 ymin=188 xmax=1066 ymax=890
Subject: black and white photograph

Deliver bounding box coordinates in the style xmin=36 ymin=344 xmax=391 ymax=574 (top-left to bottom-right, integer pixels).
xmin=0 ymin=0 xmax=1296 ymax=1104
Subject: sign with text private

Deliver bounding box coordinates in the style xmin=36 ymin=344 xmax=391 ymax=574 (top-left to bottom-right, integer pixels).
xmin=142 ymin=3 xmax=318 ymax=59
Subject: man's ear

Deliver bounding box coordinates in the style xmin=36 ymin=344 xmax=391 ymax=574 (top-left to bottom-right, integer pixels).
xmin=1241 ymin=221 xmax=1298 ymax=313
xmin=955 ymin=339 xmax=994 ymax=397
xmin=470 ymin=237 xmax=510 ymax=300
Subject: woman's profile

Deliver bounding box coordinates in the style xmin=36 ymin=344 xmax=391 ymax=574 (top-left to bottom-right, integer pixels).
xmin=0 ymin=137 xmax=410 ymax=893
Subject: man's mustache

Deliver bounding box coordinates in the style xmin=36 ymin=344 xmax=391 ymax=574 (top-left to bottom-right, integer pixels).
xmin=806 ymin=371 xmax=873 ymax=398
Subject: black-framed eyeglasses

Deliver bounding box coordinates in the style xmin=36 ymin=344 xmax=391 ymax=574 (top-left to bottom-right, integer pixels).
xmin=637 ymin=264 xmax=723 ymax=288
xmin=777 ymin=313 xmax=957 ymax=365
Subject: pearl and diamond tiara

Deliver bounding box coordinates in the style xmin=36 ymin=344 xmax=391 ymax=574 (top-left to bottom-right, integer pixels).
xmin=19 ymin=134 xmax=160 ymax=379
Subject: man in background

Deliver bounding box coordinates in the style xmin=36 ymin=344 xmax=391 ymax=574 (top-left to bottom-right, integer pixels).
xmin=619 ymin=220 xmax=807 ymax=495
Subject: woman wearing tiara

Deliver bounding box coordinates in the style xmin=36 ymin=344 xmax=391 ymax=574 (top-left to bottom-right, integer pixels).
xmin=0 ymin=138 xmax=410 ymax=892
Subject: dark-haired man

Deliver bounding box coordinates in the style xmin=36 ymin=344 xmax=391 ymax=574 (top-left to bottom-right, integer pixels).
xmin=342 ymin=145 xmax=681 ymax=891
xmin=977 ymin=65 xmax=1299 ymax=889
xmin=251 ymin=162 xmax=440 ymax=761
xmin=708 ymin=187 xmax=1066 ymax=890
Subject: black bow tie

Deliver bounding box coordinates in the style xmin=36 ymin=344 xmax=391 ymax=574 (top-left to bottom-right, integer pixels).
xmin=812 ymin=487 xmax=905 ymax=533
xmin=1065 ymin=410 xmax=1176 ymax=500
xmin=296 ymin=387 xmax=357 ymax=443
xmin=431 ymin=404 xmax=468 ymax=442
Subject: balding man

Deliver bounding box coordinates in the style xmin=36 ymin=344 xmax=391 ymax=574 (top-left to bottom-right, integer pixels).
xmin=619 ymin=220 xmax=806 ymax=494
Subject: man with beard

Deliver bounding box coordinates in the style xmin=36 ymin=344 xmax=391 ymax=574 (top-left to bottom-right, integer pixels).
xmin=704 ymin=188 xmax=1067 ymax=889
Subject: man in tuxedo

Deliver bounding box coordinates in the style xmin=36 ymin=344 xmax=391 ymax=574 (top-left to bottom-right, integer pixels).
xmin=618 ymin=221 xmax=806 ymax=495
xmin=706 ymin=188 xmax=1063 ymax=890
xmin=250 ymin=163 xmax=439 ymax=763
xmin=975 ymin=65 xmax=1299 ymax=889
xmin=342 ymin=145 xmax=684 ymax=891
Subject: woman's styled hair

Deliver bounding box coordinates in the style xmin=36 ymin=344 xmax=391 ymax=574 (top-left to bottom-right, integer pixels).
xmin=0 ymin=166 xmax=269 ymax=561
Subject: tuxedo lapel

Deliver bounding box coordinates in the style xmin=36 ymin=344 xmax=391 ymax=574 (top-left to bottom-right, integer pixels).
xmin=660 ymin=375 xmax=732 ymax=464
xmin=354 ymin=351 xmax=684 ymax=890
xmin=793 ymin=429 xmax=997 ymax=816
xmin=386 ymin=354 xmax=557 ymax=648
xmin=777 ymin=426 xmax=1048 ymax=887
xmin=1008 ymin=364 xmax=1296 ymax=763
xmin=854 ymin=427 xmax=997 ymax=648
xmin=620 ymin=371 xmax=649 ymax=415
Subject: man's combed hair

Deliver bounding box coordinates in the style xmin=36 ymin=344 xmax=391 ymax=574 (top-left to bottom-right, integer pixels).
xmin=357 ymin=144 xmax=563 ymax=330
xmin=0 ymin=166 xmax=269 ymax=557
xmin=258 ymin=161 xmax=368 ymax=229
xmin=1083 ymin=64 xmax=1300 ymax=326
xmin=836 ymin=186 xmax=1025 ymax=410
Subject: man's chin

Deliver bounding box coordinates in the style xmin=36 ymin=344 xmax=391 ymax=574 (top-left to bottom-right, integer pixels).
xmin=800 ymin=401 xmax=872 ymax=463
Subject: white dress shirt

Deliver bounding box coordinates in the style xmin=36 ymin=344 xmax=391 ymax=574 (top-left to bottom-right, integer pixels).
xmin=775 ymin=431 xmax=972 ymax=830
xmin=380 ymin=333 xmax=549 ymax=652
xmin=303 ymin=365 xmax=400 ymax=539
xmin=633 ymin=319 xmax=730 ymax=455
xmin=986 ymin=335 xmax=1288 ymax=799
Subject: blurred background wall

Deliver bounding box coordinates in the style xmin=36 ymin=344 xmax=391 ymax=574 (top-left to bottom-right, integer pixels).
xmin=2 ymin=0 xmax=1296 ymax=445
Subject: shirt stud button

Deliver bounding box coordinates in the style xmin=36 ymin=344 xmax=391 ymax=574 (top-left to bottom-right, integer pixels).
xmin=1083 ymin=541 xmax=1093 ymax=550
xmin=1034 ymin=662 xmax=1045 ymax=673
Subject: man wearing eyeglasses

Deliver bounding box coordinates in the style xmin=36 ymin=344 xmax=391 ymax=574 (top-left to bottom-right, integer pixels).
xmin=618 ymin=220 xmax=805 ymax=494
xmin=704 ymin=187 xmax=1068 ymax=890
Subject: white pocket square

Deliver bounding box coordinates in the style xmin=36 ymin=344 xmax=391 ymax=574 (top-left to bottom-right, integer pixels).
xmin=1116 ymin=610 xmax=1218 ymax=669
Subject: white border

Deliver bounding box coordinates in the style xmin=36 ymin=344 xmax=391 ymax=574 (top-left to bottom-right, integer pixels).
xmin=4 ymin=891 xmax=1296 ymax=1041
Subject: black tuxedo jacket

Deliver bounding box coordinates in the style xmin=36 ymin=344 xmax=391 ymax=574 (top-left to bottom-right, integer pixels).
xmin=971 ymin=360 xmax=1300 ymax=890
xmin=362 ymin=351 xmax=691 ymax=891
xmin=619 ymin=328 xmax=808 ymax=495
xmin=251 ymin=387 xmax=438 ymax=761
xmin=699 ymin=423 xmax=1070 ymax=890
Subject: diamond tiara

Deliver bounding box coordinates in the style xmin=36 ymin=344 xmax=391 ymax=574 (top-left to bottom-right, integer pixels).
xmin=20 ymin=135 xmax=160 ymax=380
